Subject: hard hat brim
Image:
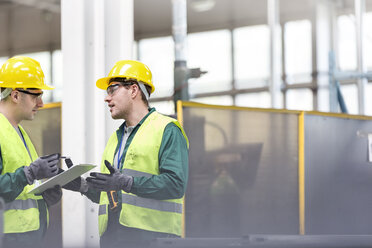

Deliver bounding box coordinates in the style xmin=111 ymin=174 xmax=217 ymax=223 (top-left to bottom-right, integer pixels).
xmin=0 ymin=82 xmax=55 ymax=90
xmin=96 ymin=76 xmax=112 ymax=90
xmin=36 ymin=84 xmax=55 ymax=90
xmin=96 ymin=76 xmax=155 ymax=93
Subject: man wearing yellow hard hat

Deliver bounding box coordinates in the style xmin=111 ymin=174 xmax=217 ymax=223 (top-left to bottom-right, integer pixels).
xmin=69 ymin=60 xmax=189 ymax=247
xmin=0 ymin=56 xmax=62 ymax=248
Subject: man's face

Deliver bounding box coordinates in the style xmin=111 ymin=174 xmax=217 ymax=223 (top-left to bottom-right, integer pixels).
xmin=16 ymin=88 xmax=44 ymax=120
xmin=104 ymin=82 xmax=133 ymax=119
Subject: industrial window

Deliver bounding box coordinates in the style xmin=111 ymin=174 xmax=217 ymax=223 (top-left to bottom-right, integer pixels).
xmin=192 ymin=95 xmax=233 ymax=106
xmin=317 ymin=87 xmax=330 ymax=112
xmin=340 ymin=84 xmax=358 ymax=114
xmin=138 ymin=36 xmax=174 ymax=98
xmin=286 ymin=88 xmax=313 ymax=111
xmin=284 ymin=20 xmax=312 ymax=84
xmin=235 ymin=92 xmax=271 ymax=108
xmin=150 ymin=101 xmax=175 ymax=116
xmin=188 ymin=30 xmax=232 ymax=95
xmin=365 ymin=12 xmax=372 ymax=71
xmin=365 ymin=84 xmax=372 ymax=116
xmin=337 ymin=15 xmax=357 ymax=71
xmin=233 ymin=25 xmax=270 ymax=89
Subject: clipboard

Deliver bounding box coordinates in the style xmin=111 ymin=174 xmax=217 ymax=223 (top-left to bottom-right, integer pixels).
xmin=28 ymin=164 xmax=96 ymax=195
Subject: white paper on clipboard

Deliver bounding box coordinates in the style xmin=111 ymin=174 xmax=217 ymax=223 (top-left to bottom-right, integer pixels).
xmin=28 ymin=164 xmax=96 ymax=195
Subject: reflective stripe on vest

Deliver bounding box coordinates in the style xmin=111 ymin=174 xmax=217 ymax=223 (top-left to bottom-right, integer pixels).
xmin=122 ymin=194 xmax=182 ymax=214
xmin=99 ymin=204 xmax=106 ymax=216
xmin=5 ymin=199 xmax=38 ymax=211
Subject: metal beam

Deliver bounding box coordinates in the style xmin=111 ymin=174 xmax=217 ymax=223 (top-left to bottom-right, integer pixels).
xmin=172 ymin=0 xmax=190 ymax=110
xmin=152 ymin=235 xmax=372 ymax=248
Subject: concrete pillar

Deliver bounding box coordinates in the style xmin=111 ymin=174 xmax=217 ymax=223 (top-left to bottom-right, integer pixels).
xmin=314 ymin=0 xmax=333 ymax=112
xmin=61 ymin=0 xmax=133 ymax=247
xmin=267 ymin=0 xmax=283 ymax=108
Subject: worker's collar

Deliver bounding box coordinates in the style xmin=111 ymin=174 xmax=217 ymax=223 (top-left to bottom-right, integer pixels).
xmin=117 ymin=107 xmax=156 ymax=135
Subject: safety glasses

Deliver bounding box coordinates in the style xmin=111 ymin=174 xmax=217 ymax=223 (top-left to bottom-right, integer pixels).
xmin=17 ymin=89 xmax=43 ymax=99
xmin=106 ymin=82 xmax=135 ymax=96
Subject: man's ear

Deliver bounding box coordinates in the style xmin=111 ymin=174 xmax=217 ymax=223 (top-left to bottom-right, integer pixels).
xmin=10 ymin=90 xmax=20 ymax=103
xmin=131 ymin=84 xmax=140 ymax=99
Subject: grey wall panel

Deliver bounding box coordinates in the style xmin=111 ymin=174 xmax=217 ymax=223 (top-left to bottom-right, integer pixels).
xmin=305 ymin=115 xmax=372 ymax=234
xmin=184 ymin=107 xmax=299 ymax=237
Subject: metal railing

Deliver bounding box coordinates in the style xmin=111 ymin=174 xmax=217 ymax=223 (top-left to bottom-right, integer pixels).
xmin=152 ymin=235 xmax=372 ymax=248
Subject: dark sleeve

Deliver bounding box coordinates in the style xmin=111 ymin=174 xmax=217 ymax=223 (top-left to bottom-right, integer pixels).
xmin=0 ymin=146 xmax=29 ymax=203
xmin=83 ymin=187 xmax=101 ymax=204
xmin=130 ymin=122 xmax=189 ymax=200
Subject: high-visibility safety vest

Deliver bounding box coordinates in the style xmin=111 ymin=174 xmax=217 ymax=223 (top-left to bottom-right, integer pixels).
xmin=0 ymin=113 xmax=44 ymax=233
xmin=98 ymin=111 xmax=189 ymax=236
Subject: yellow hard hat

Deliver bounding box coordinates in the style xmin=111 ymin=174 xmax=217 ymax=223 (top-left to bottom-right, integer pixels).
xmin=0 ymin=56 xmax=54 ymax=90
xmin=96 ymin=60 xmax=154 ymax=93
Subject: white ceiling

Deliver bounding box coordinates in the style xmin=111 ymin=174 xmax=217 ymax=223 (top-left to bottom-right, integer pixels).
xmin=0 ymin=0 xmax=369 ymax=56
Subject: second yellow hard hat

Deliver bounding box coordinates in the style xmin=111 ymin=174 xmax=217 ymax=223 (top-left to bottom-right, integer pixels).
xmin=96 ymin=60 xmax=154 ymax=93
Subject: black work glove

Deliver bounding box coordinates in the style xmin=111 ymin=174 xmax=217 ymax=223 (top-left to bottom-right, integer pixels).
xmin=63 ymin=177 xmax=83 ymax=192
xmin=86 ymin=160 xmax=133 ymax=192
xmin=42 ymin=185 xmax=62 ymax=207
xmin=24 ymin=153 xmax=60 ymax=184
xmin=58 ymin=158 xmax=83 ymax=192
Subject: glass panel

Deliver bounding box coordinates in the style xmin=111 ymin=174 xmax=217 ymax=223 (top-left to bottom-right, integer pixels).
xmin=235 ymin=92 xmax=271 ymax=108
xmin=338 ymin=15 xmax=357 ymax=71
xmin=365 ymin=83 xmax=372 ymax=116
xmin=138 ymin=36 xmax=174 ymax=98
xmin=18 ymin=51 xmax=52 ymax=103
xmin=52 ymin=50 xmax=62 ymax=102
xmin=234 ymin=25 xmax=270 ymax=89
xmin=183 ymin=106 xmax=299 ymax=236
xmin=317 ymin=87 xmax=330 ymax=112
xmin=188 ymin=30 xmax=232 ymax=94
xmin=150 ymin=101 xmax=175 ymax=116
xmin=286 ymin=88 xmax=313 ymax=111
xmin=191 ymin=96 xmax=233 ymax=106
xmin=340 ymin=84 xmax=358 ymax=114
xmin=284 ymin=20 xmax=312 ymax=83
xmin=365 ymin=12 xmax=372 ymax=70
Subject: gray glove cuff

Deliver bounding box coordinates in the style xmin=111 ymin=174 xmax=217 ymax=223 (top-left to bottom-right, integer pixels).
xmin=122 ymin=176 xmax=133 ymax=193
xmin=23 ymin=166 xmax=35 ymax=185
xmin=79 ymin=177 xmax=89 ymax=193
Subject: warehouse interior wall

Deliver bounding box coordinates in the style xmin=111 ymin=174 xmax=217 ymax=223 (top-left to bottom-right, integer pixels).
xmin=2 ymin=0 xmax=372 ymax=247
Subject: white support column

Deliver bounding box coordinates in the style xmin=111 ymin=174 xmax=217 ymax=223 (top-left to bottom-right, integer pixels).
xmin=314 ymin=0 xmax=332 ymax=112
xmin=104 ymin=0 xmax=134 ymax=138
xmin=61 ymin=0 xmax=133 ymax=247
xmin=355 ymin=0 xmax=367 ymax=115
xmin=267 ymin=0 xmax=283 ymax=108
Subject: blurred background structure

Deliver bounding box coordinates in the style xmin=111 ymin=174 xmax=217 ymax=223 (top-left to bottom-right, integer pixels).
xmin=2 ymin=0 xmax=372 ymax=114
xmin=1 ymin=0 xmax=372 ymax=247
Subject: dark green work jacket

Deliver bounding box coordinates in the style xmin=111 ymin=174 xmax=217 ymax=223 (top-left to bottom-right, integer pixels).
xmin=84 ymin=108 xmax=189 ymax=246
